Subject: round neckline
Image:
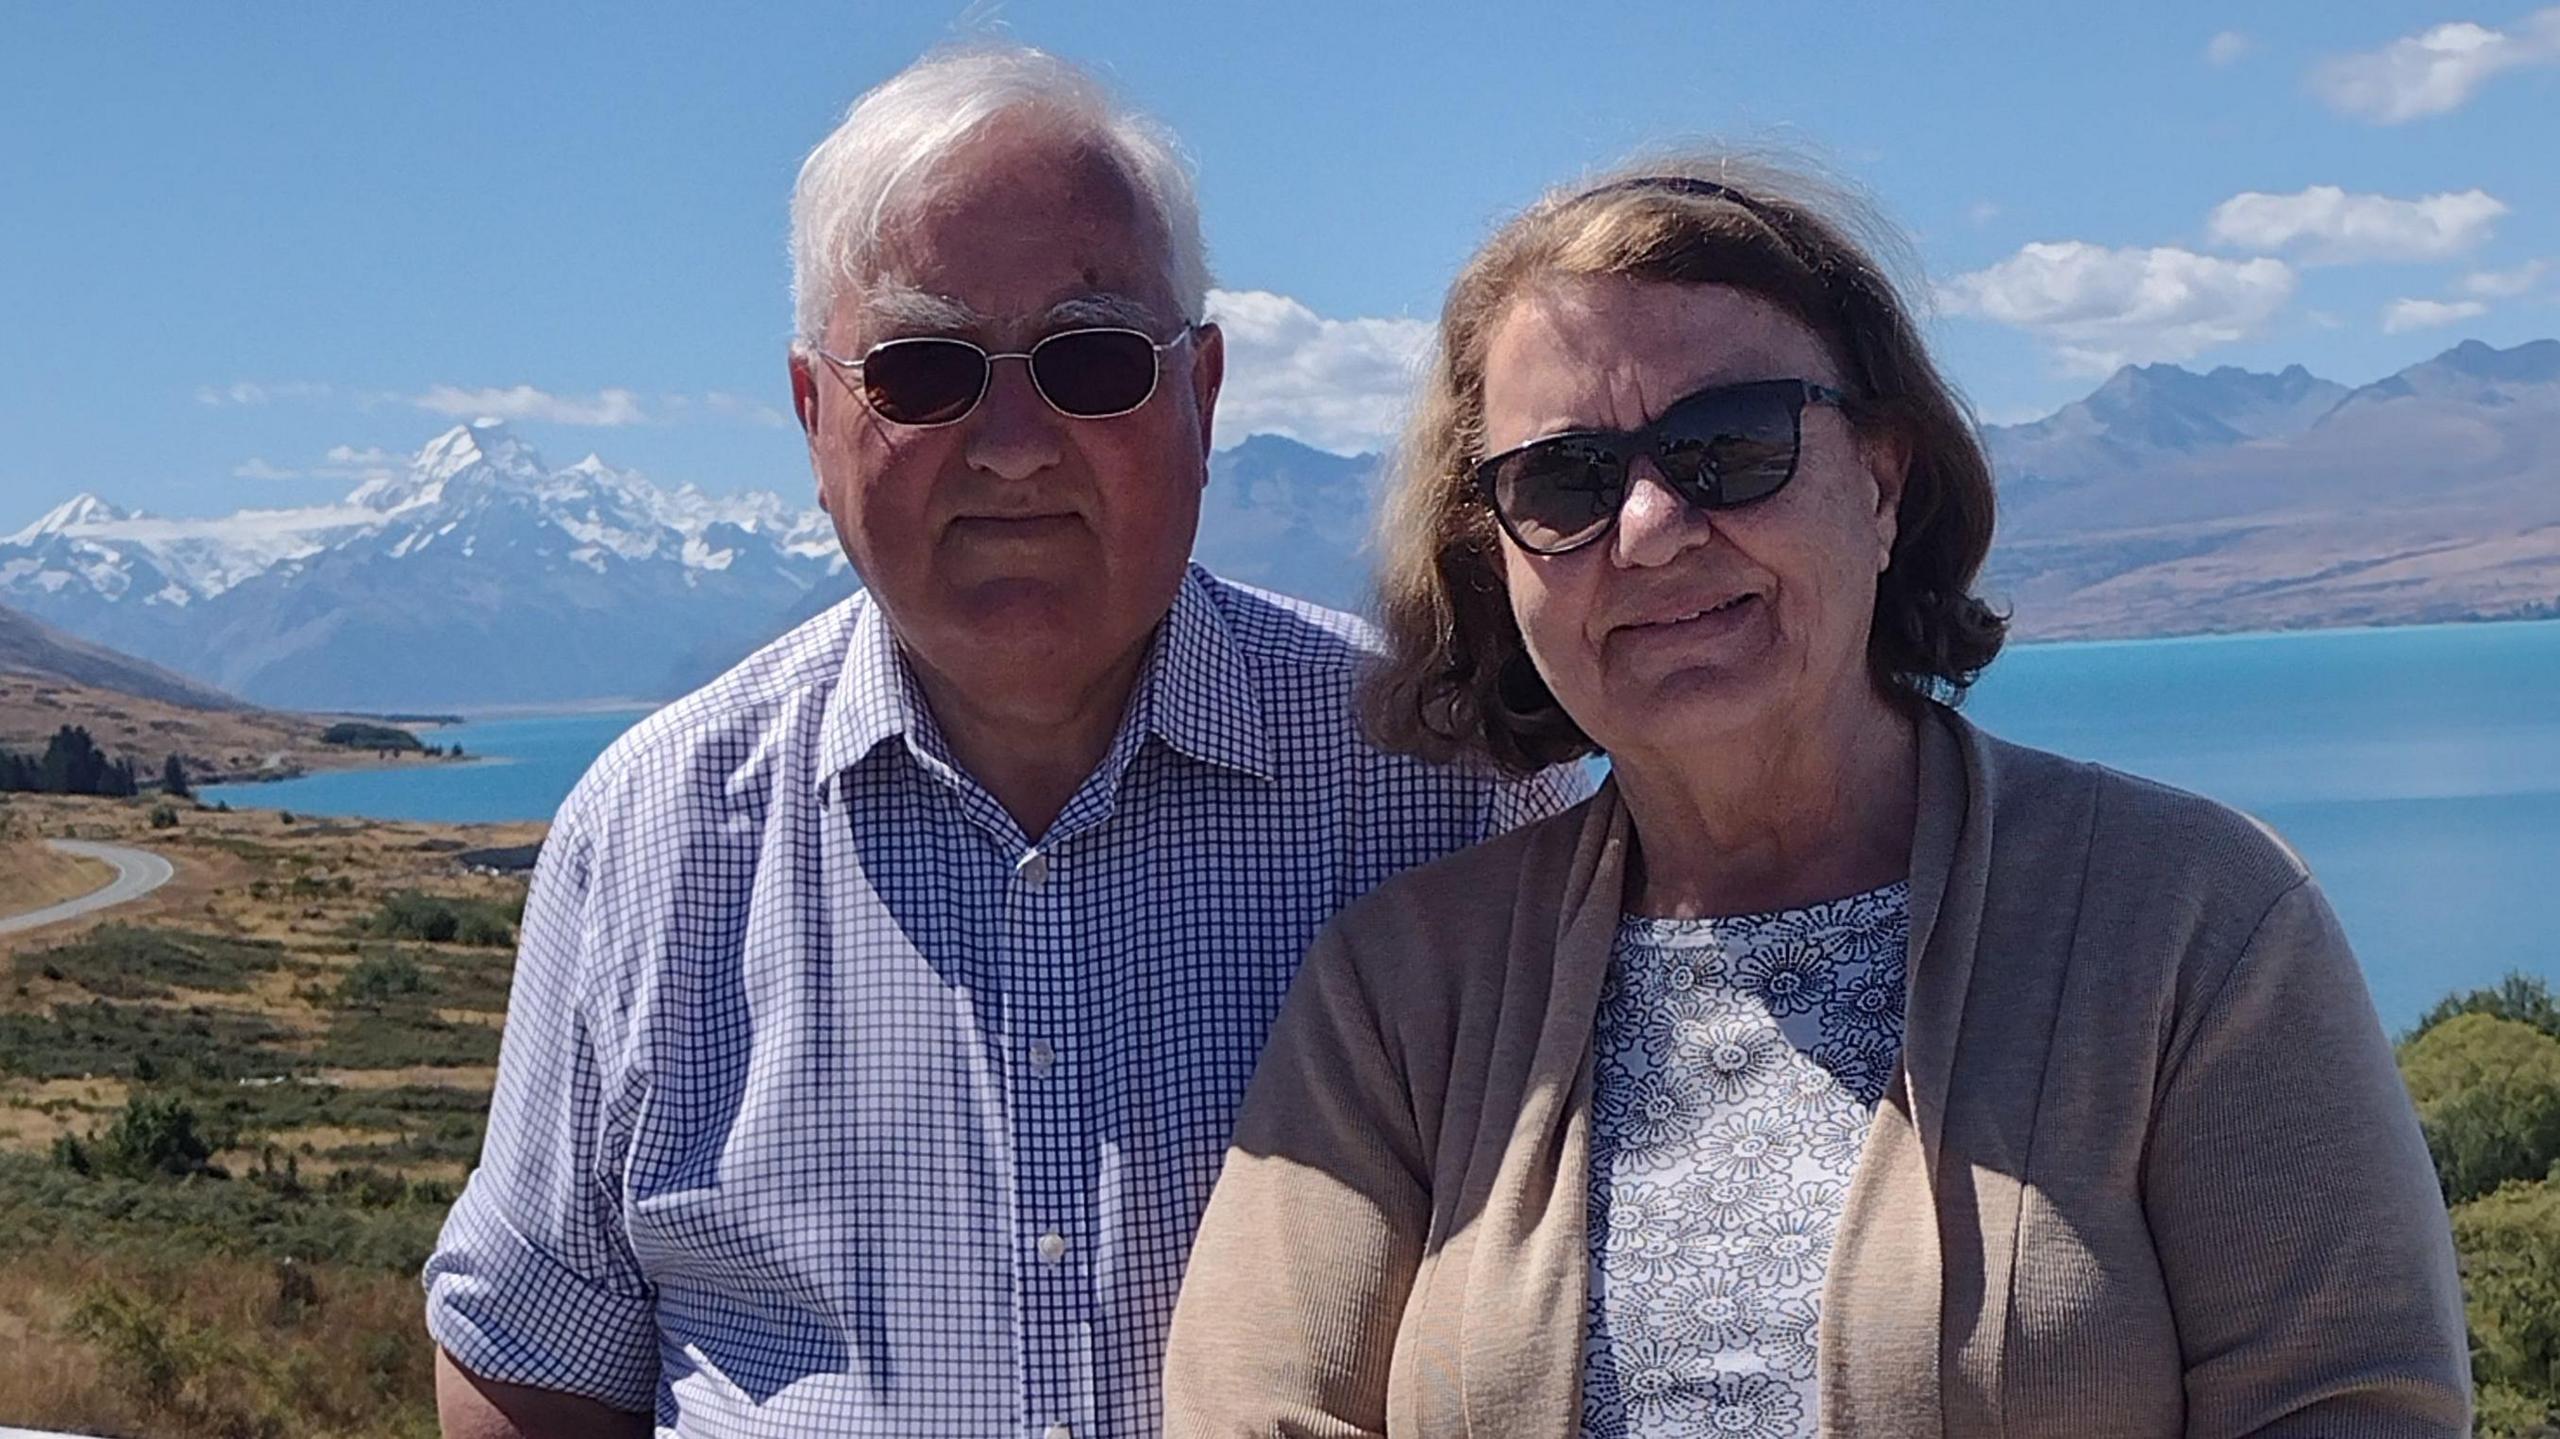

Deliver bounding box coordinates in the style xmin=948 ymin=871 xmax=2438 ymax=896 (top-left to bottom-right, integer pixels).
xmin=1619 ymin=877 xmax=1910 ymax=932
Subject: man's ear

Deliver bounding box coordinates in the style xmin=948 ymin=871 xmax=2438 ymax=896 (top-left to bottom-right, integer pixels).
xmin=1189 ymin=322 xmax=1225 ymax=467
xmin=789 ymin=351 xmax=821 ymax=436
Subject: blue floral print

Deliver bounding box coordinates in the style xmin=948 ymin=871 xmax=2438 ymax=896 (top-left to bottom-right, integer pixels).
xmin=1582 ymin=882 xmax=1909 ymax=1438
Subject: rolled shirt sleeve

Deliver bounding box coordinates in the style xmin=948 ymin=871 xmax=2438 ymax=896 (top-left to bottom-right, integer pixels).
xmin=423 ymin=795 xmax=658 ymax=1412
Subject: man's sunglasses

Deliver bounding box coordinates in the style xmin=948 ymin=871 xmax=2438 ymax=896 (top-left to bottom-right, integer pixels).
xmin=1474 ymin=378 xmax=1850 ymax=556
xmin=814 ymin=325 xmax=1194 ymax=427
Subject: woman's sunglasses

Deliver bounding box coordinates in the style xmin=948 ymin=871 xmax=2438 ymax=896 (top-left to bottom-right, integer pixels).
xmin=1475 ymin=378 xmax=1849 ymax=556
xmin=814 ymin=325 xmax=1194 ymax=427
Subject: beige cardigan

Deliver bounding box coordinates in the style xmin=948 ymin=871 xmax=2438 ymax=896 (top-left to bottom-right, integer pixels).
xmin=1164 ymin=706 xmax=2469 ymax=1437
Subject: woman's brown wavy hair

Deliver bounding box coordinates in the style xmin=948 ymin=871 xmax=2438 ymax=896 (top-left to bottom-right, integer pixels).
xmin=1361 ymin=152 xmax=2008 ymax=777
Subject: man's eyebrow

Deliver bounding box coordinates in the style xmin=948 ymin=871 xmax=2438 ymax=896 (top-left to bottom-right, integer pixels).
xmin=859 ymin=284 xmax=985 ymax=337
xmin=1043 ymin=293 xmax=1166 ymax=333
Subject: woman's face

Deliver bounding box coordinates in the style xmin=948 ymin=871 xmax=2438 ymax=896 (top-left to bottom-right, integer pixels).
xmin=1479 ymin=277 xmax=1907 ymax=765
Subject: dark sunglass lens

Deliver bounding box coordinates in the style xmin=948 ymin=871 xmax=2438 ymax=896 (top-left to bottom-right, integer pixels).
xmin=1656 ymin=386 xmax=1801 ymax=506
xmin=862 ymin=339 xmax=987 ymax=425
xmin=1032 ymin=329 xmax=1160 ymax=417
xmin=1491 ymin=441 xmax=1625 ymax=552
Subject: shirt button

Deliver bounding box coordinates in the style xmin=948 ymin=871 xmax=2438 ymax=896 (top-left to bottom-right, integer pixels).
xmin=1014 ymin=849 xmax=1050 ymax=888
xmin=1043 ymin=1426 xmax=1073 ymax=1439
xmin=1037 ymin=1230 xmax=1067 ymax=1264
xmin=1028 ymin=1039 xmax=1057 ymax=1076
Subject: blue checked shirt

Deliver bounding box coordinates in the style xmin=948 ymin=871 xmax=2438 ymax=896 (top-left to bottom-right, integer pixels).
xmin=423 ymin=565 xmax=1582 ymax=1437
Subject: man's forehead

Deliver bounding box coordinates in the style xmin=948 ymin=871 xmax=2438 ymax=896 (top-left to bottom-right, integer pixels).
xmin=832 ymin=123 xmax=1178 ymax=340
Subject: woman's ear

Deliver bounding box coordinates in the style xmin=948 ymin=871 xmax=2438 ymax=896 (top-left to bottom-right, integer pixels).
xmin=1860 ymin=422 xmax=1914 ymax=571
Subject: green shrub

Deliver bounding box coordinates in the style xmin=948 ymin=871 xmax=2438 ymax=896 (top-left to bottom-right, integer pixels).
xmin=336 ymin=950 xmax=430 ymax=1008
xmin=148 ymin=803 xmax=178 ymax=829
xmin=2454 ymin=1179 xmax=2560 ymax=1437
xmin=94 ymin=1093 xmax=220 ymax=1180
xmin=365 ymin=891 xmax=514 ymax=948
xmin=2400 ymin=1015 xmax=2560 ymax=1205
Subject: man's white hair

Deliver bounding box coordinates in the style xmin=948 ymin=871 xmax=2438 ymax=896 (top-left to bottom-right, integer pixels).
xmin=789 ymin=46 xmax=1210 ymax=347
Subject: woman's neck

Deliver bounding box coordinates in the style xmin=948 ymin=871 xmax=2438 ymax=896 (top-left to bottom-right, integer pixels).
xmin=1614 ymin=693 xmax=1920 ymax=919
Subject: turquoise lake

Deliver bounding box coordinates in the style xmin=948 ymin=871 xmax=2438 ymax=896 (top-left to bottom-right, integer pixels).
xmin=201 ymin=618 xmax=2560 ymax=1030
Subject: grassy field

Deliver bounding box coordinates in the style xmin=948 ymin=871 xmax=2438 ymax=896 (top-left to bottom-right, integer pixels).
xmin=0 ymin=790 xmax=538 ymax=1439
xmin=0 ymin=836 xmax=114 ymax=917
xmin=0 ymin=787 xmax=2552 ymax=1436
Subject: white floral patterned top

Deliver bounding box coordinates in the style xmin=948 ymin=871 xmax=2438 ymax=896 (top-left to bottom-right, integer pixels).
xmin=1580 ymin=882 xmax=1910 ymax=1439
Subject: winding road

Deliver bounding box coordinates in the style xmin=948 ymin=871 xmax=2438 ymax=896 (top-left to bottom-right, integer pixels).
xmin=0 ymin=839 xmax=176 ymax=936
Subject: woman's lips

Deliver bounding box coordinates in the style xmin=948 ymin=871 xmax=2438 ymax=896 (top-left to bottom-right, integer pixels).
xmin=1619 ymin=591 xmax=1759 ymax=636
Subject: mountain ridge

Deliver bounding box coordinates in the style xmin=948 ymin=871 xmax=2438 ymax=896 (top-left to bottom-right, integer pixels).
xmin=3 ymin=337 xmax=2554 ymax=705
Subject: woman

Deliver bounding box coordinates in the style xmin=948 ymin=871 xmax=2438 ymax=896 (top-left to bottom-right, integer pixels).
xmin=1162 ymin=158 xmax=2469 ymax=1438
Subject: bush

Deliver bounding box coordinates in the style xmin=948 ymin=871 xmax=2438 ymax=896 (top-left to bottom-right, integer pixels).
xmin=335 ymin=951 xmax=429 ymax=1009
xmin=148 ymin=804 xmax=178 ymax=829
xmin=2400 ymin=1015 xmax=2560 ymax=1205
xmin=56 ymin=1094 xmax=220 ymax=1182
xmin=365 ymin=891 xmax=513 ymax=948
xmin=2455 ymin=1179 xmax=2560 ymax=1437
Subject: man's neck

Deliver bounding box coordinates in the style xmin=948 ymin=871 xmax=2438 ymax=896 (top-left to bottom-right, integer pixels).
xmin=906 ymin=634 xmax=1155 ymax=843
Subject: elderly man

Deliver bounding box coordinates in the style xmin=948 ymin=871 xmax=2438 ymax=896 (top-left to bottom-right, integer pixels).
xmin=423 ymin=46 xmax=1576 ymax=1439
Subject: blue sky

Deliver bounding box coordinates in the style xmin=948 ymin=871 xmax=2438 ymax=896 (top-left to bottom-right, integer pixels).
xmin=4 ymin=1 xmax=2555 ymax=521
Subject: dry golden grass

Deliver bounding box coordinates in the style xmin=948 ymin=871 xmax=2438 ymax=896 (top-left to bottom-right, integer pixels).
xmin=0 ymin=793 xmax=536 ymax=1434
xmin=0 ymin=837 xmax=112 ymax=917
xmin=0 ymin=1240 xmax=438 ymax=1438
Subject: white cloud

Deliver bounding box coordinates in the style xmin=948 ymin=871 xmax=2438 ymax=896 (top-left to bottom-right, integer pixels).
xmin=195 ymin=380 xmax=333 ymax=407
xmin=412 ymin=384 xmax=651 ymax=427
xmin=1939 ymin=241 xmax=2296 ymax=374
xmin=2460 ymin=259 xmax=2550 ymax=297
xmin=1966 ymin=200 xmax=2002 ymax=226
xmin=2381 ymin=297 xmax=2491 ymax=333
xmin=2313 ymin=8 xmax=2560 ymax=122
xmin=2206 ymin=186 xmax=2506 ymax=264
xmin=231 ymin=443 xmax=404 ymax=483
xmin=2205 ymin=30 xmax=2253 ymax=66
xmin=1202 ymin=288 xmax=1434 ymax=454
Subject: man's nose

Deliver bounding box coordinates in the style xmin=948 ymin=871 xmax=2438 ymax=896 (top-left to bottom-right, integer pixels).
xmin=964 ymin=356 xmax=1064 ymax=480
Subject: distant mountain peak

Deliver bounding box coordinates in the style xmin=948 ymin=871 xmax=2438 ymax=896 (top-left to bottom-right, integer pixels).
xmin=10 ymin=492 xmax=133 ymax=542
xmin=415 ymin=419 xmax=546 ymax=485
xmin=2430 ymin=336 xmax=2560 ymax=383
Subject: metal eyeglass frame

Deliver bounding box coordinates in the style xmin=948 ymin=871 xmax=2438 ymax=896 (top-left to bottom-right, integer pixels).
xmin=812 ymin=325 xmax=1197 ymax=427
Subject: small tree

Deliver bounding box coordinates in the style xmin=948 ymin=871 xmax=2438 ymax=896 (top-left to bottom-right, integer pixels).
xmin=160 ymin=753 xmax=191 ymax=799
xmin=2400 ymin=1014 xmax=2560 ymax=1204
xmin=2454 ymin=1179 xmax=2560 ymax=1436
xmin=94 ymin=1093 xmax=217 ymax=1179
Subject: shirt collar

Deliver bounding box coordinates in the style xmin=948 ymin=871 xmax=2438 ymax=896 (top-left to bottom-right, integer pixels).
xmin=814 ymin=565 xmax=1274 ymax=798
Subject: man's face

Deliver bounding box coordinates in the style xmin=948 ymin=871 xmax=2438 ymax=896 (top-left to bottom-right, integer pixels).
xmin=792 ymin=121 xmax=1225 ymax=717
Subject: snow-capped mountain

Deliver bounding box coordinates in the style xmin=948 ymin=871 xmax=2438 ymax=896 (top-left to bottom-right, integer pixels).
xmin=10 ymin=336 xmax=2553 ymax=706
xmin=0 ymin=420 xmax=853 ymax=708
xmin=0 ymin=420 xmax=1388 ymax=709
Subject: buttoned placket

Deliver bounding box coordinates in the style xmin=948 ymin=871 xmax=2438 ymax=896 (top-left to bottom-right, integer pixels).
xmin=1005 ymin=831 xmax=1097 ymax=1439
